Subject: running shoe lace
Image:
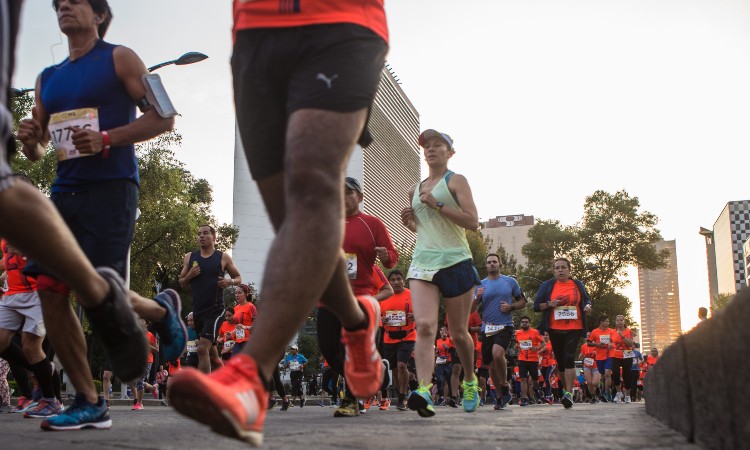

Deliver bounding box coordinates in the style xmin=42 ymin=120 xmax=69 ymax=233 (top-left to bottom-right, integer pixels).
xmin=464 ymin=383 xmax=480 ymax=401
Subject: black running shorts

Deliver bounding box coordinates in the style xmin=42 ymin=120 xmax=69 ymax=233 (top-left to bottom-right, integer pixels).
xmin=232 ymin=23 xmax=388 ymax=180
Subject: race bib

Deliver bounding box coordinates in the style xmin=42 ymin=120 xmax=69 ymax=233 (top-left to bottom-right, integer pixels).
xmin=289 ymin=360 xmax=301 ymax=371
xmin=48 ymin=108 xmax=100 ymax=161
xmin=622 ymin=350 xmax=636 ymax=359
xmin=584 ymin=357 xmax=595 ymax=368
xmin=485 ymin=323 xmax=503 ymax=336
xmin=236 ymin=327 xmax=246 ymax=340
xmin=385 ymin=310 xmax=407 ymax=327
xmin=345 ymin=253 xmax=357 ymax=279
xmin=519 ymin=340 xmax=533 ymax=350
xmin=554 ymin=306 xmax=578 ymax=320
xmin=599 ymin=335 xmax=611 ymax=345
xmin=436 ymin=356 xmax=447 ymax=365
xmin=187 ymin=340 xmax=197 ymax=353
xmin=223 ymin=340 xmax=234 ymax=351
xmin=407 ymin=266 xmax=439 ymax=282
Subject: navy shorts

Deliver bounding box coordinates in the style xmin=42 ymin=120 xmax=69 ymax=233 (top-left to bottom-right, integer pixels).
xmin=232 ymin=23 xmax=388 ymax=180
xmin=596 ymin=357 xmax=613 ymax=375
xmin=25 ymin=180 xmax=138 ymax=281
xmin=429 ymin=258 xmax=481 ymax=298
xmin=193 ymin=307 xmax=225 ymax=343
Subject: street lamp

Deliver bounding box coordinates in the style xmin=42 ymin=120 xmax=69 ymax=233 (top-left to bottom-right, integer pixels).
xmin=148 ymin=51 xmax=208 ymax=72
xmin=10 ymin=87 xmax=34 ymax=97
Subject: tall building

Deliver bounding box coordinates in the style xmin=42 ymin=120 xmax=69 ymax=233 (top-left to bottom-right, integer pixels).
xmin=480 ymin=214 xmax=534 ymax=266
xmin=231 ymin=66 xmax=420 ymax=288
xmin=638 ymin=239 xmax=681 ymax=352
xmin=700 ymin=200 xmax=750 ymax=305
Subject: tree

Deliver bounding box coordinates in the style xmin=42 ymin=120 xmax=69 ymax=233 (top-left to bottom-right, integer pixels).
xmin=711 ymin=292 xmax=734 ymax=315
xmin=521 ymin=190 xmax=668 ymax=327
xmin=8 ymin=94 xmax=239 ymax=309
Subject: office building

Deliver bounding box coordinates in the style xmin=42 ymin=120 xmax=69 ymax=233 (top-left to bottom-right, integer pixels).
xmin=638 ymin=239 xmax=682 ymax=351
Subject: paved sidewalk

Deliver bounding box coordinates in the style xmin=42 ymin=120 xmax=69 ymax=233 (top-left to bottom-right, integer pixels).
xmin=0 ymin=402 xmax=697 ymax=449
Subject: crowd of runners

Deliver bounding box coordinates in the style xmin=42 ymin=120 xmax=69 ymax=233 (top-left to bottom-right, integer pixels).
xmin=0 ymin=0 xmax=662 ymax=446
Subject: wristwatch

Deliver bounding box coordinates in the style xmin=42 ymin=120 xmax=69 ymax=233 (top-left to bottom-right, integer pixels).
xmin=436 ymin=202 xmax=445 ymax=212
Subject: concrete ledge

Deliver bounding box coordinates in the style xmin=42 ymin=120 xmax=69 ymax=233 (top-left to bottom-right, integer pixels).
xmin=645 ymin=288 xmax=750 ymax=449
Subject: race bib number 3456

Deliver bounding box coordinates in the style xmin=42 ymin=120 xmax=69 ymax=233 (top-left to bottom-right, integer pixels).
xmin=49 ymin=108 xmax=100 ymax=161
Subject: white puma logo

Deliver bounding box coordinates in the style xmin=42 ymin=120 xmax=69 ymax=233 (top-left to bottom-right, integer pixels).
xmin=316 ymin=73 xmax=339 ymax=89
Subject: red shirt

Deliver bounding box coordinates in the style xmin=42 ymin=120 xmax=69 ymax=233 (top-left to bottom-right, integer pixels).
xmin=233 ymin=0 xmax=389 ymax=43
xmin=343 ymin=212 xmax=397 ymax=296
xmin=540 ymin=341 xmax=554 ymax=367
xmin=380 ymin=288 xmax=416 ymax=344
xmin=547 ymin=280 xmax=583 ymax=330
xmin=1 ymin=240 xmax=36 ymax=294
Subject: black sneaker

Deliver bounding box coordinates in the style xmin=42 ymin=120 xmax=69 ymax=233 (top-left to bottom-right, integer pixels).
xmin=84 ymin=268 xmax=148 ymax=383
xmin=448 ymin=397 xmax=458 ymax=408
xmin=268 ymin=398 xmax=277 ymax=409
xmin=300 ymin=398 xmax=306 ymax=408
xmin=280 ymin=401 xmax=289 ymax=411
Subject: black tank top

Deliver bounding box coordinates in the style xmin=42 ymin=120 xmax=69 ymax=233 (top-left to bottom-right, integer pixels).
xmin=188 ymin=250 xmax=224 ymax=314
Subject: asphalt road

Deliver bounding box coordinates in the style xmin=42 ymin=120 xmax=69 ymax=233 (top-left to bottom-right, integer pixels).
xmin=0 ymin=401 xmax=697 ymax=449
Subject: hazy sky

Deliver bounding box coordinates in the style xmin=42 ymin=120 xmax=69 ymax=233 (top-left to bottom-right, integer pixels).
xmin=14 ymin=1 xmax=750 ymax=331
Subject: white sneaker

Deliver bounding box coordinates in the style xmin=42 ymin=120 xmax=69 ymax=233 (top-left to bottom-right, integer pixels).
xmin=614 ymin=392 xmax=623 ymax=403
xmin=624 ymin=395 xmax=631 ymax=403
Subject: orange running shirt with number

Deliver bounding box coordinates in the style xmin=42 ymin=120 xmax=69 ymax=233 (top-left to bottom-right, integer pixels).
xmin=547 ymin=280 xmax=583 ymax=330
xmin=233 ymin=0 xmax=388 ymax=43
xmin=611 ymin=328 xmax=634 ymax=358
xmin=515 ymin=328 xmax=544 ymax=362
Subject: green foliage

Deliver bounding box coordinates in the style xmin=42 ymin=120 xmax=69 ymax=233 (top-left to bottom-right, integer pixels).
xmin=521 ymin=190 xmax=667 ymax=329
xmin=711 ymin=292 xmax=734 ymax=315
xmin=466 ymin=229 xmax=491 ymax=279
xmin=296 ymin=334 xmax=321 ymax=378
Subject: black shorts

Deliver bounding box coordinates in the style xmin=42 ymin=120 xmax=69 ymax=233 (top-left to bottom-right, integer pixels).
xmin=518 ymin=361 xmax=539 ymax=380
xmin=232 ymin=23 xmax=388 ymax=180
xmin=481 ymin=327 xmax=514 ymax=365
xmin=193 ymin=307 xmax=225 ymax=342
xmin=383 ymin=340 xmax=415 ymax=367
xmin=549 ymin=329 xmax=584 ymax=370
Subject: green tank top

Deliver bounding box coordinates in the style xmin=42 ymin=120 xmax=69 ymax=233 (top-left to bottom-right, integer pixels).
xmin=409 ymin=171 xmax=472 ymax=271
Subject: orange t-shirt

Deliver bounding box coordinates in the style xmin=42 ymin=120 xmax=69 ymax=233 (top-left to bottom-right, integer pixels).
xmin=380 ymin=288 xmax=416 ymax=344
xmin=147 ymin=332 xmax=156 ymax=364
xmin=580 ymin=343 xmax=598 ymax=369
xmin=540 ymin=341 xmax=554 ymax=367
xmin=1 ymin=239 xmax=36 ymax=295
xmin=588 ymin=327 xmax=616 ymax=360
xmin=233 ymin=302 xmax=256 ymax=343
xmin=436 ymin=338 xmax=452 ymax=363
xmin=468 ymin=310 xmax=482 ymax=350
xmin=611 ymin=328 xmax=634 ymax=359
xmin=167 ymin=359 xmax=181 ymax=375
xmin=547 ymin=280 xmax=583 ymax=330
xmin=233 ymin=0 xmax=389 ymax=43
xmin=218 ymin=321 xmax=236 ymax=343
xmin=647 ymin=355 xmax=659 ymax=366
xmin=515 ymin=327 xmax=544 ymax=362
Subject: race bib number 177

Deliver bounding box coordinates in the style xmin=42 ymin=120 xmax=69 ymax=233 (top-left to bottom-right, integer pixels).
xmin=49 ymin=108 xmax=100 ymax=161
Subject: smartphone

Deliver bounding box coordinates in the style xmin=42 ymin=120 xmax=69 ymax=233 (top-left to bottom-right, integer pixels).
xmin=142 ymin=74 xmax=178 ymax=118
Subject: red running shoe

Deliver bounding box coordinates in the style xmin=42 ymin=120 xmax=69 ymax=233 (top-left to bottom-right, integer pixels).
xmin=341 ymin=295 xmax=382 ymax=398
xmin=168 ymin=354 xmax=267 ymax=446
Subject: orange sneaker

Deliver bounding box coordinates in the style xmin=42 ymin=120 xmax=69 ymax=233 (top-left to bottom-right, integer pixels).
xmin=341 ymin=295 xmax=382 ymax=398
xmin=168 ymin=354 xmax=267 ymax=446
xmin=379 ymin=398 xmax=391 ymax=410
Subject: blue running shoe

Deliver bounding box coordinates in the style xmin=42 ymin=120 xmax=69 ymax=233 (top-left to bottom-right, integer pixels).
xmin=24 ymin=398 xmax=64 ymax=418
xmin=500 ymin=385 xmax=512 ymax=408
xmin=462 ymin=379 xmax=481 ymax=413
xmin=407 ymin=385 xmax=435 ymax=418
xmin=151 ymin=289 xmax=187 ymax=362
xmin=40 ymin=393 xmax=111 ymax=431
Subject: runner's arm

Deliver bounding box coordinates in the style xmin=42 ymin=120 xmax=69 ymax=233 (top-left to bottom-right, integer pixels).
xmin=445 ymin=173 xmax=479 ymax=230
xmin=401 ymin=185 xmax=417 ymax=232
xmin=178 ymin=253 xmax=196 ymax=289
xmin=17 ymin=75 xmax=50 ymax=161
xmin=107 ymin=46 xmax=174 ymax=147
xmin=220 ymin=254 xmax=242 ymax=288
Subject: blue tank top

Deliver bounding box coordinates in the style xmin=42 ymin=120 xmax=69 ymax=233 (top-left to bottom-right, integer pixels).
xmin=40 ymin=40 xmax=139 ymax=192
xmin=189 ymin=250 xmax=225 ymax=314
